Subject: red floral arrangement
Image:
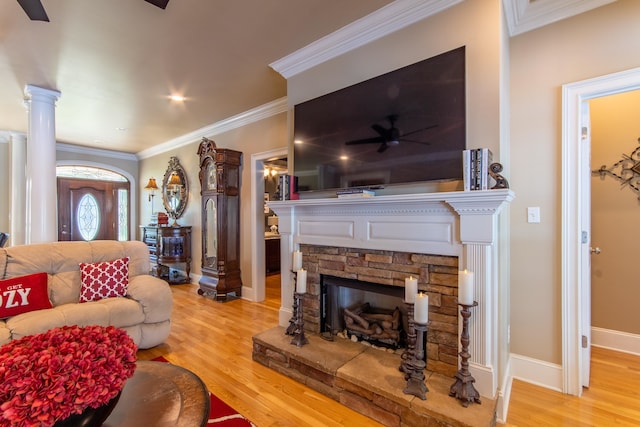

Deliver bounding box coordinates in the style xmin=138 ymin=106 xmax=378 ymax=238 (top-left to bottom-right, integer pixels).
xmin=0 ymin=325 xmax=137 ymax=427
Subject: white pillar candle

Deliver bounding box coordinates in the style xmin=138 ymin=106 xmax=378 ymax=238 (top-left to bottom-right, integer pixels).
xmin=458 ymin=269 xmax=474 ymax=305
xmin=292 ymin=250 xmax=303 ymax=271
xmin=414 ymin=292 xmax=429 ymax=324
xmin=297 ymin=268 xmax=307 ymax=294
xmin=405 ymin=276 xmax=418 ymax=303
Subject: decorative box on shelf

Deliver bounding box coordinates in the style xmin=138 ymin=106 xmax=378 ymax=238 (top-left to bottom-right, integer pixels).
xmin=140 ymin=225 xmax=192 ymax=284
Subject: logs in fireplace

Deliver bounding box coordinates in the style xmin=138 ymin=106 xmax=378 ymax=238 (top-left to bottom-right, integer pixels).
xmin=344 ymin=302 xmax=402 ymax=348
xmin=322 ymin=275 xmax=407 ymax=349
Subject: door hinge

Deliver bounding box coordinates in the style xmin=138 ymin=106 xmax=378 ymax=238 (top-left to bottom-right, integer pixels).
xmin=581 ymin=230 xmax=588 ymax=244
xmin=582 ymin=335 xmax=588 ymax=348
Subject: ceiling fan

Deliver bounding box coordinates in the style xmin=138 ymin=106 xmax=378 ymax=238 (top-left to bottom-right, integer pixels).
xmin=17 ymin=0 xmax=170 ymax=22
xmin=345 ymin=115 xmax=437 ymax=153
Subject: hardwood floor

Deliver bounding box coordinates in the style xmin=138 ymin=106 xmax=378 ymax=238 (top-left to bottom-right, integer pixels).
xmin=503 ymin=346 xmax=640 ymax=426
xmin=138 ymin=276 xmax=640 ymax=426
xmin=137 ymin=275 xmax=384 ymax=427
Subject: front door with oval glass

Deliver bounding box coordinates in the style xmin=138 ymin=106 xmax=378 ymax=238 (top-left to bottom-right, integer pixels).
xmin=57 ymin=178 xmax=130 ymax=241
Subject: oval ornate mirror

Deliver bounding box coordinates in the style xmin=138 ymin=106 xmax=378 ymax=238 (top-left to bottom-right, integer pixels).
xmin=162 ymin=156 xmax=188 ymax=226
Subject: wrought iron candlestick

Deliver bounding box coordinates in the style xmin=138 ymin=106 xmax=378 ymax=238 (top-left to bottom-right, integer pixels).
xmin=285 ymin=270 xmax=297 ymax=336
xmin=400 ymin=302 xmax=416 ymax=379
xmin=449 ymin=301 xmax=481 ymax=407
xmin=403 ymin=321 xmax=428 ymax=400
xmin=290 ymin=290 xmax=308 ymax=347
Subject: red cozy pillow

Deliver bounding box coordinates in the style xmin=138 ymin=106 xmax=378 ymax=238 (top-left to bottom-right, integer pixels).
xmin=79 ymin=257 xmax=130 ymax=303
xmin=0 ymin=272 xmax=52 ymax=318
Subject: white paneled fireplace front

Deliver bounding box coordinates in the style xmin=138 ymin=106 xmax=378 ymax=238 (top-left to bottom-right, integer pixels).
xmin=269 ymin=189 xmax=514 ymax=400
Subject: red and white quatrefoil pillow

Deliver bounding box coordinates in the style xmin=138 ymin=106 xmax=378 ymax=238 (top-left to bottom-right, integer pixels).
xmin=79 ymin=257 xmax=130 ymax=303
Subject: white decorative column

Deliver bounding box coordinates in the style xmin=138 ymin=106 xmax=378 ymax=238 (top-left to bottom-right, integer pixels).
xmin=445 ymin=191 xmax=514 ymax=398
xmin=276 ymin=207 xmax=296 ymax=327
xmin=23 ymin=85 xmax=61 ymax=244
xmin=10 ymin=133 xmax=27 ymax=246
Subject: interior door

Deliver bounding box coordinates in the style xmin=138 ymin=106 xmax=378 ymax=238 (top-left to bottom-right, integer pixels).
xmin=57 ymin=178 xmax=128 ymax=241
xmin=580 ymin=101 xmax=592 ymax=388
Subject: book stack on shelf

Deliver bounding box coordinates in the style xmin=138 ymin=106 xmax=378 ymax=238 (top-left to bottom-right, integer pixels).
xmin=336 ymin=188 xmax=376 ymax=198
xmin=150 ymin=212 xmax=169 ymax=226
xmin=277 ymin=175 xmax=299 ymax=200
xmin=463 ymin=148 xmax=493 ymax=191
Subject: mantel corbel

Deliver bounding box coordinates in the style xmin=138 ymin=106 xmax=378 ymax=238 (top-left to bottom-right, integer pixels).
xmin=445 ymin=189 xmax=515 ymax=245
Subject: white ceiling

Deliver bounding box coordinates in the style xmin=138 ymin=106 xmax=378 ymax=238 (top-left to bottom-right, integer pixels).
xmin=0 ymin=0 xmax=615 ymax=155
xmin=0 ymin=0 xmax=391 ymax=154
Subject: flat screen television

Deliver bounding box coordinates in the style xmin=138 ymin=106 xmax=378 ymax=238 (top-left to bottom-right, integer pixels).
xmin=293 ymin=46 xmax=465 ymax=193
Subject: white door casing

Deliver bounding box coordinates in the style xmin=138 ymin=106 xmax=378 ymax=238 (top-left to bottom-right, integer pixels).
xmin=562 ymin=67 xmax=640 ymax=396
xmin=579 ymin=103 xmax=591 ymax=388
xmin=249 ymin=147 xmax=288 ymax=302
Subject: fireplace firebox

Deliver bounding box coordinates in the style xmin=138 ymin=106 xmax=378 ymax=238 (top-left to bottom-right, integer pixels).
xmin=321 ymin=275 xmax=406 ymax=349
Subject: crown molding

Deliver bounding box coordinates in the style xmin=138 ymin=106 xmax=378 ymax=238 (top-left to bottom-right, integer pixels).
xmin=5 ymin=97 xmax=288 ymax=160
xmin=269 ymin=0 xmax=463 ymax=79
xmin=503 ymin=0 xmax=617 ymax=37
xmin=56 ymin=142 xmax=138 ymax=161
xmin=137 ymin=97 xmax=288 ymax=159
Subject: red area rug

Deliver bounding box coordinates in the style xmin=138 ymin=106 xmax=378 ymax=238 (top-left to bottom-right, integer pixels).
xmin=152 ymin=357 xmax=255 ymax=426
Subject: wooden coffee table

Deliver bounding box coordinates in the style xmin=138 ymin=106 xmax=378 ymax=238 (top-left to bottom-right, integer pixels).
xmin=104 ymin=361 xmax=210 ymax=427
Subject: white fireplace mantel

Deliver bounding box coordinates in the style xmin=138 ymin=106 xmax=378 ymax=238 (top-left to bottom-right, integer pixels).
xmin=270 ymin=189 xmax=514 ymax=251
xmin=268 ymin=189 xmax=514 ymax=399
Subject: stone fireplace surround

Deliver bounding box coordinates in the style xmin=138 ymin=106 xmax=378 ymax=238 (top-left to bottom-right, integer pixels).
xmin=304 ymin=244 xmax=460 ymax=377
xmin=267 ymin=189 xmax=514 ymax=401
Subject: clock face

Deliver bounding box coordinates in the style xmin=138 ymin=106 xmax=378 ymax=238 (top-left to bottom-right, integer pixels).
xmin=206 ymin=162 xmax=216 ymax=191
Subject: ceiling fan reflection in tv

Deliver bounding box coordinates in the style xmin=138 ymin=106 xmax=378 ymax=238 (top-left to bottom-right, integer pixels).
xmin=345 ymin=115 xmax=438 ymax=153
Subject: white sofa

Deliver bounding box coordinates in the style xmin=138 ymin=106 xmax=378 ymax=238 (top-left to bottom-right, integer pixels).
xmin=0 ymin=240 xmax=172 ymax=349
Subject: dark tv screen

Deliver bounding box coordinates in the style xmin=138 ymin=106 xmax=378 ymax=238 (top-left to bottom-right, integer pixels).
xmin=293 ymin=46 xmax=465 ymax=193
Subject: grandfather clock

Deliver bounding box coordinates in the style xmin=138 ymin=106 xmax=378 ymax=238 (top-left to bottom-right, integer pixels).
xmin=197 ymin=137 xmax=242 ymax=302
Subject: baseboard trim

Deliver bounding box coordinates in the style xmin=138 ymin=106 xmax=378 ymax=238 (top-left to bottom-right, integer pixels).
xmin=591 ymin=327 xmax=640 ymax=356
xmin=510 ymin=353 xmax=562 ymax=392
xmin=495 ymin=356 xmax=513 ymax=424
xmin=241 ymin=285 xmax=256 ymax=302
xmin=279 ymin=307 xmax=293 ymax=328
xmin=468 ymin=362 xmax=496 ymax=399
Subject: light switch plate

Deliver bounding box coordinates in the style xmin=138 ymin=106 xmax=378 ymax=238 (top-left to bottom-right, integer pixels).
xmin=527 ymin=207 xmax=541 ymax=223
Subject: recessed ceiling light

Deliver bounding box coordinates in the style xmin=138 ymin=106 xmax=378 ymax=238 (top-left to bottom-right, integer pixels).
xmin=294 ymin=140 xmax=303 ymax=144
xmin=169 ymin=95 xmax=186 ymax=102
xmin=116 ymin=127 xmax=128 ymax=131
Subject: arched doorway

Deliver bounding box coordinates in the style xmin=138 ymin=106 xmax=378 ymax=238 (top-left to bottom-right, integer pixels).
xmin=56 ymin=165 xmax=131 ymax=241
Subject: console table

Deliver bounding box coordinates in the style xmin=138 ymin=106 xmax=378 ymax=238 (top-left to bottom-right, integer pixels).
xmin=140 ymin=225 xmax=192 ymax=284
xmin=104 ymin=361 xmax=210 ymax=427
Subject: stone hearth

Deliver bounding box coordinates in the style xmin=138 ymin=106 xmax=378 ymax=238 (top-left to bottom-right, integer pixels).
xmin=253 ymin=327 xmax=497 ymax=427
